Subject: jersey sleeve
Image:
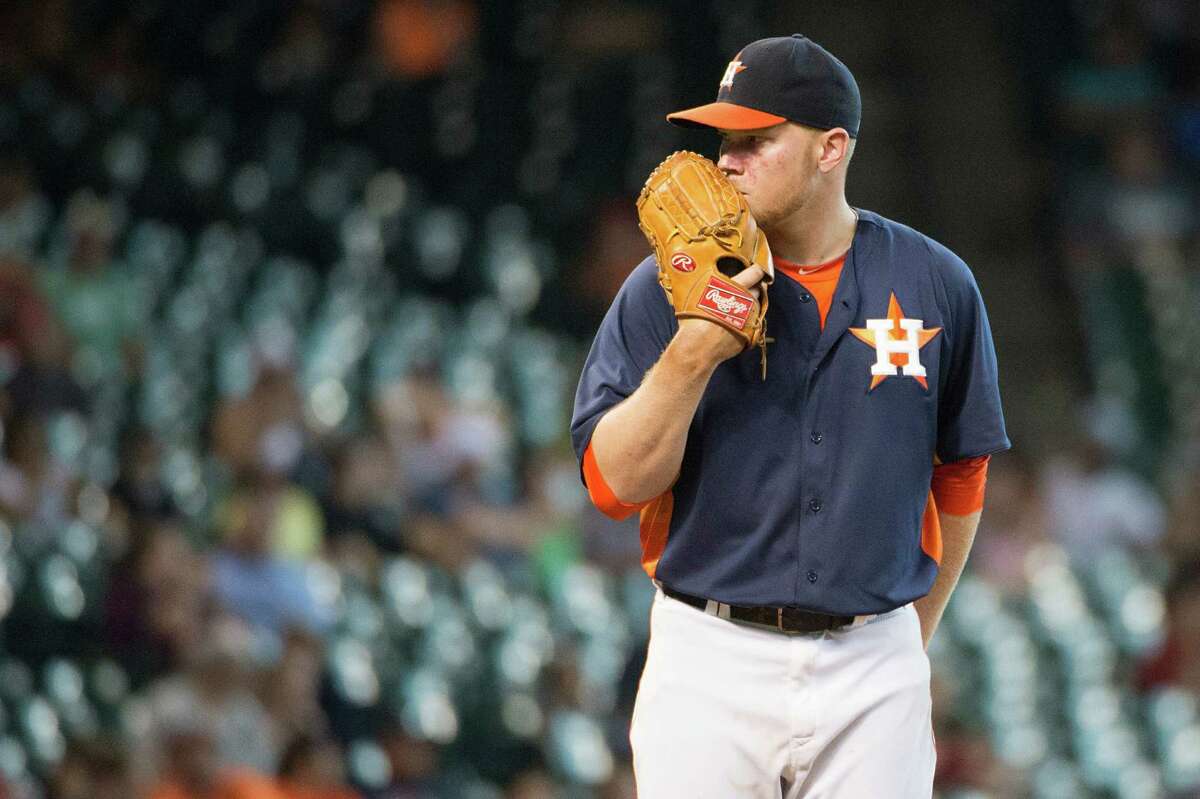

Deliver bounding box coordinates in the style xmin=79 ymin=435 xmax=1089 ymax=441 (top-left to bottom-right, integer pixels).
xmin=570 ymin=257 xmax=676 ymax=482
xmin=932 ymin=248 xmax=1011 ymax=462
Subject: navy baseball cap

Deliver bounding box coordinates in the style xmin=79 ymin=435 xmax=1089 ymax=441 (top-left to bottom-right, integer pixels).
xmin=667 ymin=34 xmax=861 ymax=138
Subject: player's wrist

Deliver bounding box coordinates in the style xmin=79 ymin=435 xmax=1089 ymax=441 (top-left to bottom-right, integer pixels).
xmin=671 ymin=319 xmax=744 ymax=371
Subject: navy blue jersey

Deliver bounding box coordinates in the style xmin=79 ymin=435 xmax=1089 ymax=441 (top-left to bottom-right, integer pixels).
xmin=571 ymin=209 xmax=1010 ymax=615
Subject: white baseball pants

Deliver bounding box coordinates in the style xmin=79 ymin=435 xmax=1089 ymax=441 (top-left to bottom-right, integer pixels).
xmin=630 ymin=586 xmax=936 ymax=798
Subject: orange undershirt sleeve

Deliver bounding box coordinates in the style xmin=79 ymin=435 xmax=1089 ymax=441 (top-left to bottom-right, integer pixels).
xmin=930 ymin=455 xmax=990 ymax=516
xmin=582 ymin=441 xmax=654 ymax=521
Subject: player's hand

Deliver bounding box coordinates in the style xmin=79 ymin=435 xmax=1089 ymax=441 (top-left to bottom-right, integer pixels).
xmin=674 ymin=265 xmax=767 ymax=365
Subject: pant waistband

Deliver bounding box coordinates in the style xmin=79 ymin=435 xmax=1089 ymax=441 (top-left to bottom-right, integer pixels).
xmin=660 ymin=584 xmax=883 ymax=634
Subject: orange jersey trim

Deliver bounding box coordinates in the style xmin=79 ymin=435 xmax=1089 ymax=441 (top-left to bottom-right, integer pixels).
xmin=921 ymin=491 xmax=942 ymax=565
xmin=581 ymin=442 xmax=675 ymax=577
xmin=931 ymin=455 xmax=990 ymax=516
xmin=582 ymin=442 xmax=648 ymax=521
xmin=639 ymin=491 xmax=675 ymax=578
xmin=775 ymin=252 xmax=847 ymax=330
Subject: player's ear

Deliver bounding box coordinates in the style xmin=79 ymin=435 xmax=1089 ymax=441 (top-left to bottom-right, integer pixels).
xmin=818 ymin=128 xmax=851 ymax=173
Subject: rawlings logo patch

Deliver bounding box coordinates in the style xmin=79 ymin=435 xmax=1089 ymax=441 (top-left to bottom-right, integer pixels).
xmin=670 ymin=253 xmax=696 ymax=272
xmin=697 ymin=277 xmax=753 ymax=329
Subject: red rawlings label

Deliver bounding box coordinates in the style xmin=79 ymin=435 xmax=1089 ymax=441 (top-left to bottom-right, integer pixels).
xmin=670 ymin=253 xmax=696 ymax=272
xmin=697 ymin=276 xmax=753 ymax=329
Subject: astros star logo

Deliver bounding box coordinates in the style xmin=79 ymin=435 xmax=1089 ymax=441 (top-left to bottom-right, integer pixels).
xmin=849 ymin=293 xmax=941 ymax=391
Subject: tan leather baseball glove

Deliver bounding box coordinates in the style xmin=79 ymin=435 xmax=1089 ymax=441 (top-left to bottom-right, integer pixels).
xmin=636 ymin=151 xmax=774 ymax=374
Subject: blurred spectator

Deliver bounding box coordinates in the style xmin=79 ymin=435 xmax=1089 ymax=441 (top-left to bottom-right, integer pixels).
xmin=0 ymin=156 xmax=51 ymax=260
xmin=597 ymin=764 xmax=636 ymax=799
xmin=110 ymin=426 xmax=176 ymax=520
xmin=970 ymin=454 xmax=1052 ymax=594
xmin=1 ymin=309 xmax=86 ymax=419
xmin=212 ymin=367 xmax=306 ymax=483
xmin=322 ymin=433 xmax=403 ymax=551
xmin=141 ymin=616 xmax=280 ymax=779
xmin=394 ymin=513 xmax=473 ymax=574
xmin=38 ymin=189 xmax=144 ymax=373
xmin=261 ymin=629 xmax=329 ymax=746
xmin=48 ymin=736 xmax=134 ymax=799
xmin=276 ymin=735 xmax=359 ymax=799
xmin=0 ymin=256 xmax=56 ymax=385
xmin=0 ymin=411 xmax=74 ymax=527
xmin=105 ymin=516 xmax=209 ymax=685
xmin=148 ymin=726 xmax=285 ymax=799
xmin=1100 ymin=124 xmax=1195 ymax=246
xmin=1041 ymin=434 xmax=1166 ymax=559
xmin=570 ymin=198 xmax=647 ymax=322
xmin=503 ymin=767 xmax=558 ymax=799
xmin=211 ymin=476 xmax=333 ymax=644
xmin=1056 ymin=18 xmax=1167 ymax=136
xmin=371 ymin=725 xmax=441 ymax=799
xmin=930 ymin=671 xmax=1024 ymax=795
xmin=1137 ymin=559 xmax=1200 ymax=694
xmin=379 ymin=373 xmax=511 ymax=515
xmin=1164 ymin=466 xmax=1200 ymax=562
xmin=453 ymin=447 xmax=586 ymax=579
xmin=212 ymin=365 xmax=327 ymax=560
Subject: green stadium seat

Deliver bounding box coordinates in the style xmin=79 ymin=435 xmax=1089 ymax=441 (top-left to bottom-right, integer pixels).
xmin=1031 ymin=757 xmax=1086 ymax=798
xmin=17 ymin=696 xmax=65 ymax=774
xmin=491 ymin=609 xmax=554 ymax=690
xmin=0 ymin=735 xmax=30 ymax=786
xmin=545 ymin=709 xmax=614 ymax=786
xmin=327 ymin=636 xmax=382 ymax=709
xmin=345 ymin=737 xmax=392 ymax=791
xmin=380 ymin=557 xmax=444 ymax=633
xmin=394 ymin=667 xmax=460 ymax=745
xmin=87 ymin=659 xmax=130 ymax=715
xmin=418 ymin=598 xmax=480 ymax=681
xmin=459 ymin=559 xmax=515 ymax=633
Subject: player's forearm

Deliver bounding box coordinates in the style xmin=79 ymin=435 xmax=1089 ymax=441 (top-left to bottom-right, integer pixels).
xmin=591 ymin=333 xmax=723 ymax=503
xmin=913 ymin=509 xmax=980 ymax=649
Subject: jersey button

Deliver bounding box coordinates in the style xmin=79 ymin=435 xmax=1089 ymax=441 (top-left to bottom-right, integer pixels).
xmin=810 ymin=431 xmax=823 ymax=444
xmin=798 ymin=292 xmax=813 ymax=303
xmin=809 ymin=498 xmax=822 ymax=513
xmin=807 ymin=570 xmax=819 ymax=583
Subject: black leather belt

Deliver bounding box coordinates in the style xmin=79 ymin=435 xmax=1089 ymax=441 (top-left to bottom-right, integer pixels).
xmin=662 ymin=584 xmax=856 ymax=633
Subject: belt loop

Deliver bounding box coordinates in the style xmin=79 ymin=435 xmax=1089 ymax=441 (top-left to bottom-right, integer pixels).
xmin=777 ymin=607 xmax=785 ymax=632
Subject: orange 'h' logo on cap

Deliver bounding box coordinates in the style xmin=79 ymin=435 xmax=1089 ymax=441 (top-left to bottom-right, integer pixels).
xmin=720 ymin=58 xmax=747 ymax=89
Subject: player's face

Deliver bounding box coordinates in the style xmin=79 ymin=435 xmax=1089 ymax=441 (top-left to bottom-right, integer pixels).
xmin=717 ymin=123 xmax=822 ymax=229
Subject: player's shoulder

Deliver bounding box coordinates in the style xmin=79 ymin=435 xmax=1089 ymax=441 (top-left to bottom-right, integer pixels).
xmin=608 ymin=254 xmax=672 ymax=318
xmin=613 ymin=254 xmax=666 ymax=300
xmin=856 ymin=209 xmax=977 ymax=291
xmin=627 ymin=254 xmax=662 ymax=289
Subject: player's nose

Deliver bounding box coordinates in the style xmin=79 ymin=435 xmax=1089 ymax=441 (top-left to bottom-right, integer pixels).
xmin=716 ymin=150 xmax=741 ymax=176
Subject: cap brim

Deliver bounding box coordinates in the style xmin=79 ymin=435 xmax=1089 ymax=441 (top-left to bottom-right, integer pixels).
xmin=666 ymin=102 xmax=787 ymax=130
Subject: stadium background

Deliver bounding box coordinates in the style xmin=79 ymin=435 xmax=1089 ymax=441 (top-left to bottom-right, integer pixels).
xmin=0 ymin=1 xmax=1198 ymax=797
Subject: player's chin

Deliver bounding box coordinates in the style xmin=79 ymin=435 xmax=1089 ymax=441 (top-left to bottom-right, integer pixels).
xmin=747 ymin=203 xmax=778 ymax=228
xmin=742 ymin=196 xmax=768 ymax=221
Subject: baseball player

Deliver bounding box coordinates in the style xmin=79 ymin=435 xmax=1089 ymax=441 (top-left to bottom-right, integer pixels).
xmin=570 ymin=35 xmax=1009 ymax=797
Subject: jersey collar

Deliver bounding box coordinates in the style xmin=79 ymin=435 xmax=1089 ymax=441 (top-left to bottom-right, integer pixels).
xmin=809 ymin=207 xmax=868 ymax=367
